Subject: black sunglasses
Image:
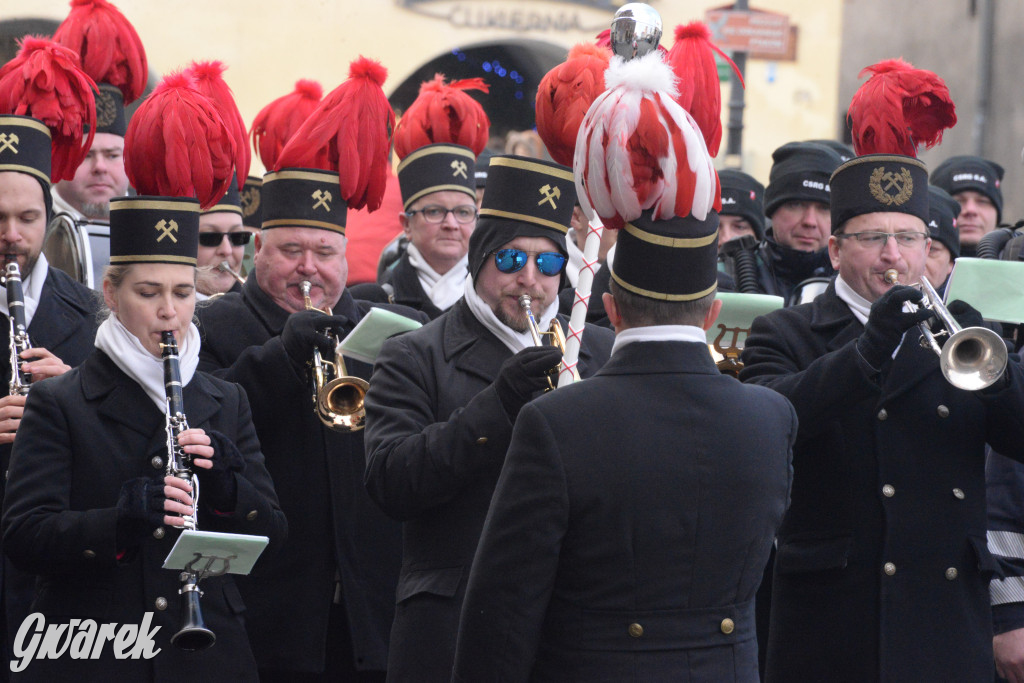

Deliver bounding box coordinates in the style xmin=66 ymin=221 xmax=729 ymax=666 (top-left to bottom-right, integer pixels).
xmin=198 ymin=231 xmax=252 ymax=248
xmin=492 ymin=249 xmax=567 ymax=277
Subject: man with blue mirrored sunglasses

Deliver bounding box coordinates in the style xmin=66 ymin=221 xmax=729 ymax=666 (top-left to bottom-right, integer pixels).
xmin=364 ymin=155 xmax=613 ymax=682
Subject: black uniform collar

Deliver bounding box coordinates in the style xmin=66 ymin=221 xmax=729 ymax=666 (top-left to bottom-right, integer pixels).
xmin=762 ymin=236 xmax=833 ymax=284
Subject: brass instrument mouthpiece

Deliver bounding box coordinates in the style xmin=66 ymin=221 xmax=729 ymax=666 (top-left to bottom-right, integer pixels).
xmin=518 ymin=294 xmax=533 ymax=310
xmin=883 ymin=269 xmax=899 ymax=285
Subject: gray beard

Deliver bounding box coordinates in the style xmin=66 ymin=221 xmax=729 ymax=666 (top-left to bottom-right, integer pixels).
xmin=494 ymin=304 xmax=529 ymax=333
xmin=80 ymin=200 xmax=111 ymax=220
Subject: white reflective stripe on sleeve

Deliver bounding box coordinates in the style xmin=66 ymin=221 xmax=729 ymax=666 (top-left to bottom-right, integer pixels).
xmin=989 ymin=530 xmax=1024 ymax=558
xmin=991 ymin=575 xmax=1024 ymax=605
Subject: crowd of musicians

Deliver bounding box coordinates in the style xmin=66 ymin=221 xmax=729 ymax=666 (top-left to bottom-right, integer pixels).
xmin=2 ymin=2 xmax=1024 ymax=682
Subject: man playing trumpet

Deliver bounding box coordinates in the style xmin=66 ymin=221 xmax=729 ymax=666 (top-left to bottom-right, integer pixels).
xmin=363 ymin=155 xmax=613 ymax=682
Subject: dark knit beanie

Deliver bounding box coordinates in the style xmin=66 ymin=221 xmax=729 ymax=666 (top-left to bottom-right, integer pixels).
xmin=930 ymin=155 xmax=1004 ymax=224
xmin=764 ymin=141 xmax=844 ymax=218
xmin=718 ymin=169 xmax=765 ymax=241
xmin=927 ymin=185 xmax=961 ymax=259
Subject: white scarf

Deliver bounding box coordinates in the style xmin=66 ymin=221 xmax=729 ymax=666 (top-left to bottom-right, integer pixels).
xmin=94 ymin=315 xmax=201 ymax=410
xmin=463 ymin=276 xmax=560 ymax=354
xmin=406 ymin=243 xmax=468 ymax=312
xmin=0 ymin=253 xmax=49 ymax=327
xmin=611 ymin=324 xmax=707 ymax=357
xmin=835 ymin=275 xmax=872 ymax=325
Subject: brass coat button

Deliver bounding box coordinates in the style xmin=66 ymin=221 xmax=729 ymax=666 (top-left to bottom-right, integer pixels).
xmin=155 ymin=597 xmax=168 ymax=611
xmin=952 ymin=488 xmax=965 ymax=500
xmin=883 ymin=562 xmax=896 ymax=576
xmin=937 ymin=405 xmax=950 ymax=418
xmin=720 ymin=618 xmax=735 ymax=635
xmin=475 ymin=437 xmax=488 ymax=445
xmin=628 ymin=623 xmax=643 ymax=638
xmin=152 ymin=527 xmax=165 ymax=540
xmin=882 ymin=485 xmax=895 ymax=497
xmin=151 ymin=456 xmax=164 ymax=470
xmin=877 ymin=409 xmax=888 ymax=421
xmin=945 ymin=567 xmax=958 ymax=580
xmin=246 ymin=510 xmax=258 ymax=522
xmin=82 ymin=549 xmax=96 ymax=560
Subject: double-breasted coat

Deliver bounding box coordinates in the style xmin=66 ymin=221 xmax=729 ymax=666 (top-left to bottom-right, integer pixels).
xmin=363 ymin=298 xmax=614 ymax=682
xmin=196 ymin=277 xmax=425 ymax=674
xmin=1 ymin=350 xmax=286 ymax=681
xmin=451 ymin=341 xmax=796 ymax=682
xmin=740 ymin=283 xmax=1024 ymax=681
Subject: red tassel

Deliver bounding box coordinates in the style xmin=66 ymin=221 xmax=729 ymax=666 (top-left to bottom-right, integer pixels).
xmin=52 ymin=0 xmax=147 ymax=104
xmin=393 ymin=74 xmax=490 ymax=159
xmin=276 ymin=56 xmax=396 ymax=212
xmin=185 ymin=60 xmax=251 ymax=188
xmin=250 ymin=79 xmax=323 ymax=172
xmin=535 ymin=43 xmax=611 ymax=167
xmin=665 ymin=22 xmax=743 ymax=158
xmin=124 ymin=71 xmax=235 ymax=209
xmin=0 ymin=36 xmax=97 ymax=182
xmin=848 ymin=58 xmax=956 ymax=157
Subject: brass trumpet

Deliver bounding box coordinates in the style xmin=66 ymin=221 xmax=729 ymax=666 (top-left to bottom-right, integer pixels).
xmin=218 ymin=260 xmax=246 ymax=285
xmin=300 ymin=281 xmax=368 ymax=432
xmin=883 ymin=269 xmax=1007 ymax=390
xmin=518 ymin=294 xmax=578 ymax=390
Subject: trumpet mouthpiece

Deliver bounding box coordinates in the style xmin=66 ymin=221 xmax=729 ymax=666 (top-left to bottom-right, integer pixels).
xmin=883 ymin=269 xmax=899 ymax=285
xmin=518 ymin=294 xmax=533 ymax=310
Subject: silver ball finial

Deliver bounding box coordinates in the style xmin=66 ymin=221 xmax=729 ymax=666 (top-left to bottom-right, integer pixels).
xmin=609 ymin=3 xmax=663 ymax=60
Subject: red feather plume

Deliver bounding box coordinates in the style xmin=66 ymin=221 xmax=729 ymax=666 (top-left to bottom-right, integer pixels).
xmin=393 ymin=74 xmax=490 ymax=159
xmin=276 ymin=56 xmax=396 ymax=212
xmin=0 ymin=36 xmax=97 ymax=182
xmin=124 ymin=71 xmax=235 ymax=209
xmin=52 ymin=0 xmax=147 ymax=103
xmin=575 ymin=51 xmax=720 ymax=230
xmin=535 ymin=43 xmax=611 ymax=167
xmin=250 ymin=79 xmax=323 ymax=172
xmin=665 ymin=22 xmax=743 ymax=158
xmin=848 ymin=58 xmax=957 ymax=157
xmin=185 ymin=60 xmax=251 ymax=187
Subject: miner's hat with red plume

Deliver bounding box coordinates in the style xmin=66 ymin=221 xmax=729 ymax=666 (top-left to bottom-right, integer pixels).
xmin=53 ymin=0 xmax=147 ymax=137
xmin=112 ymin=70 xmax=237 ymax=266
xmin=831 ymin=58 xmax=956 ymax=232
xmin=575 ymin=50 xmax=721 ymax=301
xmin=264 ymin=57 xmax=396 ymax=234
xmin=185 ymin=60 xmax=250 ymax=191
xmin=0 ymin=36 xmax=98 ymax=221
xmin=394 ymin=74 xmax=490 ymax=209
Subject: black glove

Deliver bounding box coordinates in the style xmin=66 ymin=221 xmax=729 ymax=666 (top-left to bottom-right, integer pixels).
xmin=493 ymin=346 xmax=563 ymax=420
xmin=115 ymin=476 xmax=166 ymax=548
xmin=945 ymin=300 xmax=985 ymax=330
xmin=857 ymin=285 xmax=931 ymax=369
xmin=281 ymin=310 xmax=349 ymax=373
xmin=197 ymin=430 xmax=246 ymax=512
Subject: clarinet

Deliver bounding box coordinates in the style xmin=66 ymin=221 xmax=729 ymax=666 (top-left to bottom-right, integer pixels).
xmin=5 ymin=260 xmax=31 ymax=395
xmin=160 ymin=331 xmax=216 ymax=650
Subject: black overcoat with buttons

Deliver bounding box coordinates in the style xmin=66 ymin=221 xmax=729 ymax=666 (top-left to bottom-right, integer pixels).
xmin=196 ymin=277 xmax=427 ymax=674
xmin=0 ymin=350 xmax=286 ymax=682
xmin=451 ymin=340 xmax=795 ymax=682
xmin=348 ymin=253 xmax=447 ymax=321
xmin=740 ymin=282 xmax=1024 ymax=682
xmin=363 ymin=297 xmax=614 ymax=682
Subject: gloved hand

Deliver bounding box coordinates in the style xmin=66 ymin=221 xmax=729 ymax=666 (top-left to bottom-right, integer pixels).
xmin=493 ymin=346 xmax=563 ymax=420
xmin=281 ymin=310 xmax=349 ymax=374
xmin=945 ymin=300 xmax=985 ymax=330
xmin=857 ymin=285 xmax=931 ymax=369
xmin=197 ymin=430 xmax=246 ymax=512
xmin=115 ymin=476 xmax=166 ymax=548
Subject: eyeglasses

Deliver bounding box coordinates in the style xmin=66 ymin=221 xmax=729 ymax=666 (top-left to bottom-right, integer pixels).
xmin=492 ymin=249 xmax=567 ymax=277
xmin=836 ymin=231 xmax=928 ymax=250
xmin=198 ymin=231 xmax=252 ymax=248
xmin=405 ymin=205 xmax=478 ymax=224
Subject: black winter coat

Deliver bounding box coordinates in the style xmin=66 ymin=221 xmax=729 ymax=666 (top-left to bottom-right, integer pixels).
xmin=740 ymin=283 xmax=1024 ymax=682
xmin=1 ymin=351 xmax=286 ymax=682
xmin=363 ymin=298 xmax=614 ymax=682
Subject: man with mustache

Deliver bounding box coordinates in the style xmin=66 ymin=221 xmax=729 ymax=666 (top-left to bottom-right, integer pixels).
xmin=364 ymin=156 xmax=614 ymax=682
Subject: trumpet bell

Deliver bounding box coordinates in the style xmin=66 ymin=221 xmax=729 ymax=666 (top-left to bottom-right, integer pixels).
xmin=317 ymin=376 xmax=369 ymax=432
xmin=940 ymin=326 xmax=1008 ymax=391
